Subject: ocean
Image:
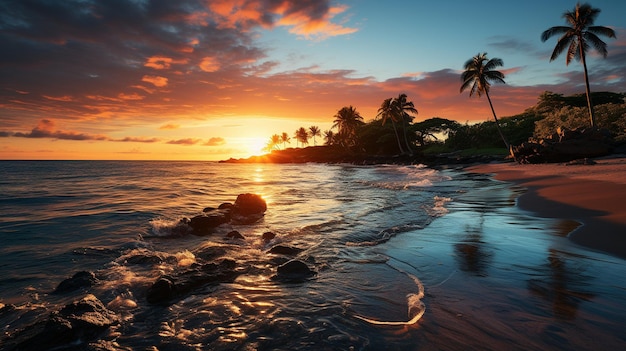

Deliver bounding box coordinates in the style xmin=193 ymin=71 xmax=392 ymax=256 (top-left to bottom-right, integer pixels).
xmin=0 ymin=161 xmax=624 ymax=350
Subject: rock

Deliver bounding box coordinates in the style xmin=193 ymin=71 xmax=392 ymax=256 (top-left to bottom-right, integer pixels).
xmin=146 ymin=259 xmax=240 ymax=305
xmin=188 ymin=209 xmax=231 ymax=234
xmin=218 ymin=202 xmax=233 ymax=210
xmin=53 ymin=271 xmax=98 ymax=294
xmin=268 ymin=245 xmax=303 ymax=256
xmin=272 ymin=260 xmax=316 ymax=283
xmin=3 ymin=295 xmax=119 ymax=351
xmin=233 ymin=193 xmax=267 ymax=215
xmin=226 ymin=230 xmax=245 ymax=240
xmin=262 ymin=231 xmax=276 ymax=242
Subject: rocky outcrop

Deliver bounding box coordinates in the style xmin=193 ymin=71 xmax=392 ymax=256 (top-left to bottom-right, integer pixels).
xmin=146 ymin=259 xmax=239 ymax=305
xmin=187 ymin=193 xmax=267 ymax=234
xmin=513 ymin=127 xmax=614 ymax=164
xmin=2 ymin=294 xmax=119 ymax=351
xmin=53 ymin=271 xmax=98 ymax=294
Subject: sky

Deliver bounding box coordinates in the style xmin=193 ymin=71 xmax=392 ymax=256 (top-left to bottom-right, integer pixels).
xmin=1 ymin=0 xmax=625 ymax=160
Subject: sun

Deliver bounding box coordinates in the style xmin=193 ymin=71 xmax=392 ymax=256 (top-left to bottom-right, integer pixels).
xmin=241 ymin=136 xmax=269 ymax=157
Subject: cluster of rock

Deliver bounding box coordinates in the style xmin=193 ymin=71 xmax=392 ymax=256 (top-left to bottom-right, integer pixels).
xmin=1 ymin=193 xmax=316 ymax=350
xmin=181 ymin=193 xmax=268 ymax=235
xmin=512 ymin=127 xmax=614 ymax=164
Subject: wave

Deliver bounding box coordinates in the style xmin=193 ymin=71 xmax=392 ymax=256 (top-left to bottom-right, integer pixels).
xmin=351 ymin=260 xmax=426 ymax=326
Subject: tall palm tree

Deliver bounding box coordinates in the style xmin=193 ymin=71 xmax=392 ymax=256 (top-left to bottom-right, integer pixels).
xmin=332 ymin=105 xmax=364 ymax=147
xmin=280 ymin=132 xmax=291 ymax=149
xmin=392 ymin=93 xmax=418 ymax=155
xmin=541 ymin=3 xmax=616 ymax=128
xmin=377 ymin=97 xmax=405 ymax=154
xmin=295 ymin=127 xmax=309 ymax=147
xmin=460 ymin=52 xmax=510 ymax=150
xmin=309 ymin=126 xmax=321 ymax=146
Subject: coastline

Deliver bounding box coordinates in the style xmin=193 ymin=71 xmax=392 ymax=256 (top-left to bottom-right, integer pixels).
xmin=465 ymin=156 xmax=626 ymax=259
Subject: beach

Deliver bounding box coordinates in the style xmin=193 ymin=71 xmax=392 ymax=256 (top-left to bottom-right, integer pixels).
xmin=466 ymin=157 xmax=626 ymax=259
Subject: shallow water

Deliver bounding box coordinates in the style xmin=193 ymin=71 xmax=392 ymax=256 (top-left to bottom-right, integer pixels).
xmin=0 ymin=161 xmax=624 ymax=350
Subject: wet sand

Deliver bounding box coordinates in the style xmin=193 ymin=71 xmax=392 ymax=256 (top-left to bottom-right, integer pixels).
xmin=465 ymin=157 xmax=626 ymax=259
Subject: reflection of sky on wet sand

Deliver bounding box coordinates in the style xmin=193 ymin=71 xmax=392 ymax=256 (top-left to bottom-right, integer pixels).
xmin=382 ymin=180 xmax=626 ymax=350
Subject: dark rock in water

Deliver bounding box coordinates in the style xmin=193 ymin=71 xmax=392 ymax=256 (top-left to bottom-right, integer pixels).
xmin=146 ymin=259 xmax=240 ymax=305
xmin=233 ymin=193 xmax=267 ymax=215
xmin=189 ymin=209 xmax=230 ymax=234
xmin=268 ymin=245 xmax=303 ymax=256
xmin=53 ymin=271 xmax=97 ymax=294
xmin=194 ymin=245 xmax=228 ymax=261
xmin=3 ymin=294 xmax=119 ymax=351
xmin=146 ymin=277 xmax=176 ymax=305
xmin=218 ymin=202 xmax=233 ymax=210
xmin=272 ymin=260 xmax=315 ymax=283
xmin=262 ymin=231 xmax=276 ymax=242
xmin=226 ymin=230 xmax=245 ymax=240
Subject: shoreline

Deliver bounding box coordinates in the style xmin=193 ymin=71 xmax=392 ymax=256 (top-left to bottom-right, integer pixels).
xmin=465 ymin=157 xmax=626 ymax=259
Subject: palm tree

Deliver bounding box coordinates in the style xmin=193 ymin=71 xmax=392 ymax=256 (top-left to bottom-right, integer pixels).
xmin=323 ymin=130 xmax=335 ymax=146
xmin=270 ymin=134 xmax=281 ymax=150
xmin=295 ymin=127 xmax=309 ymax=147
xmin=332 ymin=105 xmax=364 ymax=147
xmin=392 ymin=93 xmax=418 ymax=155
xmin=308 ymin=126 xmax=321 ymax=146
xmin=280 ymin=132 xmax=291 ymax=149
xmin=377 ymin=97 xmax=405 ymax=154
xmin=541 ymin=3 xmax=616 ymax=128
xmin=460 ymin=52 xmax=510 ymax=150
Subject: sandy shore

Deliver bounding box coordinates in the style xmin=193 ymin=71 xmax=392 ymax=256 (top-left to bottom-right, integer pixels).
xmin=465 ymin=156 xmax=626 ymax=259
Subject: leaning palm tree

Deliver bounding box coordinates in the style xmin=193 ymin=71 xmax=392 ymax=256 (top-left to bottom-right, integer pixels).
xmin=308 ymin=126 xmax=321 ymax=146
xmin=332 ymin=105 xmax=364 ymax=147
xmin=460 ymin=52 xmax=510 ymax=150
xmin=392 ymin=93 xmax=418 ymax=155
xmin=280 ymin=132 xmax=291 ymax=149
xmin=377 ymin=97 xmax=405 ymax=154
xmin=541 ymin=3 xmax=616 ymax=128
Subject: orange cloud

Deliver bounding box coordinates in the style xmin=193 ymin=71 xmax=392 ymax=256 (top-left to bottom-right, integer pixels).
xmin=204 ymin=137 xmax=226 ymax=146
xmin=277 ymin=5 xmax=357 ymax=40
xmin=144 ymin=55 xmax=188 ymax=70
xmin=159 ymin=123 xmax=180 ymax=130
xmin=199 ymin=56 xmax=221 ymax=72
xmin=166 ymin=138 xmax=201 ymax=145
xmin=43 ymin=95 xmax=74 ymax=102
xmin=142 ymin=75 xmax=169 ymax=87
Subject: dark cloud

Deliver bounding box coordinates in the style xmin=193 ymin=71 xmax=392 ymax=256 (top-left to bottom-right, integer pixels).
xmin=0 ymin=131 xmax=12 ymax=137
xmin=114 ymin=137 xmax=161 ymax=143
xmin=12 ymin=119 xmax=108 ymax=140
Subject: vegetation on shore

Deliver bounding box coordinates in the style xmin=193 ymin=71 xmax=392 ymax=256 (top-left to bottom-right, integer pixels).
xmin=223 ymin=3 xmax=623 ymax=165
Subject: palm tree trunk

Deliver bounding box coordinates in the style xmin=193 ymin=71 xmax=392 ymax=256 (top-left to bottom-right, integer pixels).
xmin=485 ymin=91 xmax=510 ymax=150
xmin=401 ymin=118 xmax=413 ymax=156
xmin=390 ymin=120 xmax=405 ymax=154
xmin=579 ymin=41 xmax=596 ymax=128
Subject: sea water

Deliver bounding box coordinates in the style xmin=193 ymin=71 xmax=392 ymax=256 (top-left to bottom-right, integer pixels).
xmin=0 ymin=161 xmax=624 ymax=350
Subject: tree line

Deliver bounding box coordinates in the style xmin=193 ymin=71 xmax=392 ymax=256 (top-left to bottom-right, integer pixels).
xmin=262 ymin=3 xmax=619 ymax=156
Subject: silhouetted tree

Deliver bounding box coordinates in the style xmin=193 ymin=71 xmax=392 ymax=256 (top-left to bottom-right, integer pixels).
xmin=392 ymin=93 xmax=418 ymax=155
xmin=323 ymin=130 xmax=336 ymax=146
xmin=377 ymin=97 xmax=405 ymax=154
xmin=280 ymin=132 xmax=291 ymax=149
xmin=308 ymin=126 xmax=321 ymax=146
xmin=541 ymin=3 xmax=616 ymax=128
xmin=295 ymin=127 xmax=309 ymax=147
xmin=460 ymin=52 xmax=510 ymax=150
xmin=332 ymin=105 xmax=364 ymax=147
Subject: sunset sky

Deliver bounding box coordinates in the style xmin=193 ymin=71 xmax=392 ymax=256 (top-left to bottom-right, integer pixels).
xmin=1 ymin=0 xmax=625 ymax=160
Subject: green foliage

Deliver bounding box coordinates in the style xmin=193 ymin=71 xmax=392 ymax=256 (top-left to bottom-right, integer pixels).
xmin=534 ymin=103 xmax=626 ymax=138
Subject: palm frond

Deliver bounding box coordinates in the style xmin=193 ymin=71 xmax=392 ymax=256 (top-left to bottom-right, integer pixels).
xmin=584 ymin=32 xmax=609 ymax=57
xmin=587 ymin=25 xmax=616 ymax=38
xmin=541 ymin=26 xmax=571 ymax=42
xmin=550 ymin=34 xmax=573 ymax=61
